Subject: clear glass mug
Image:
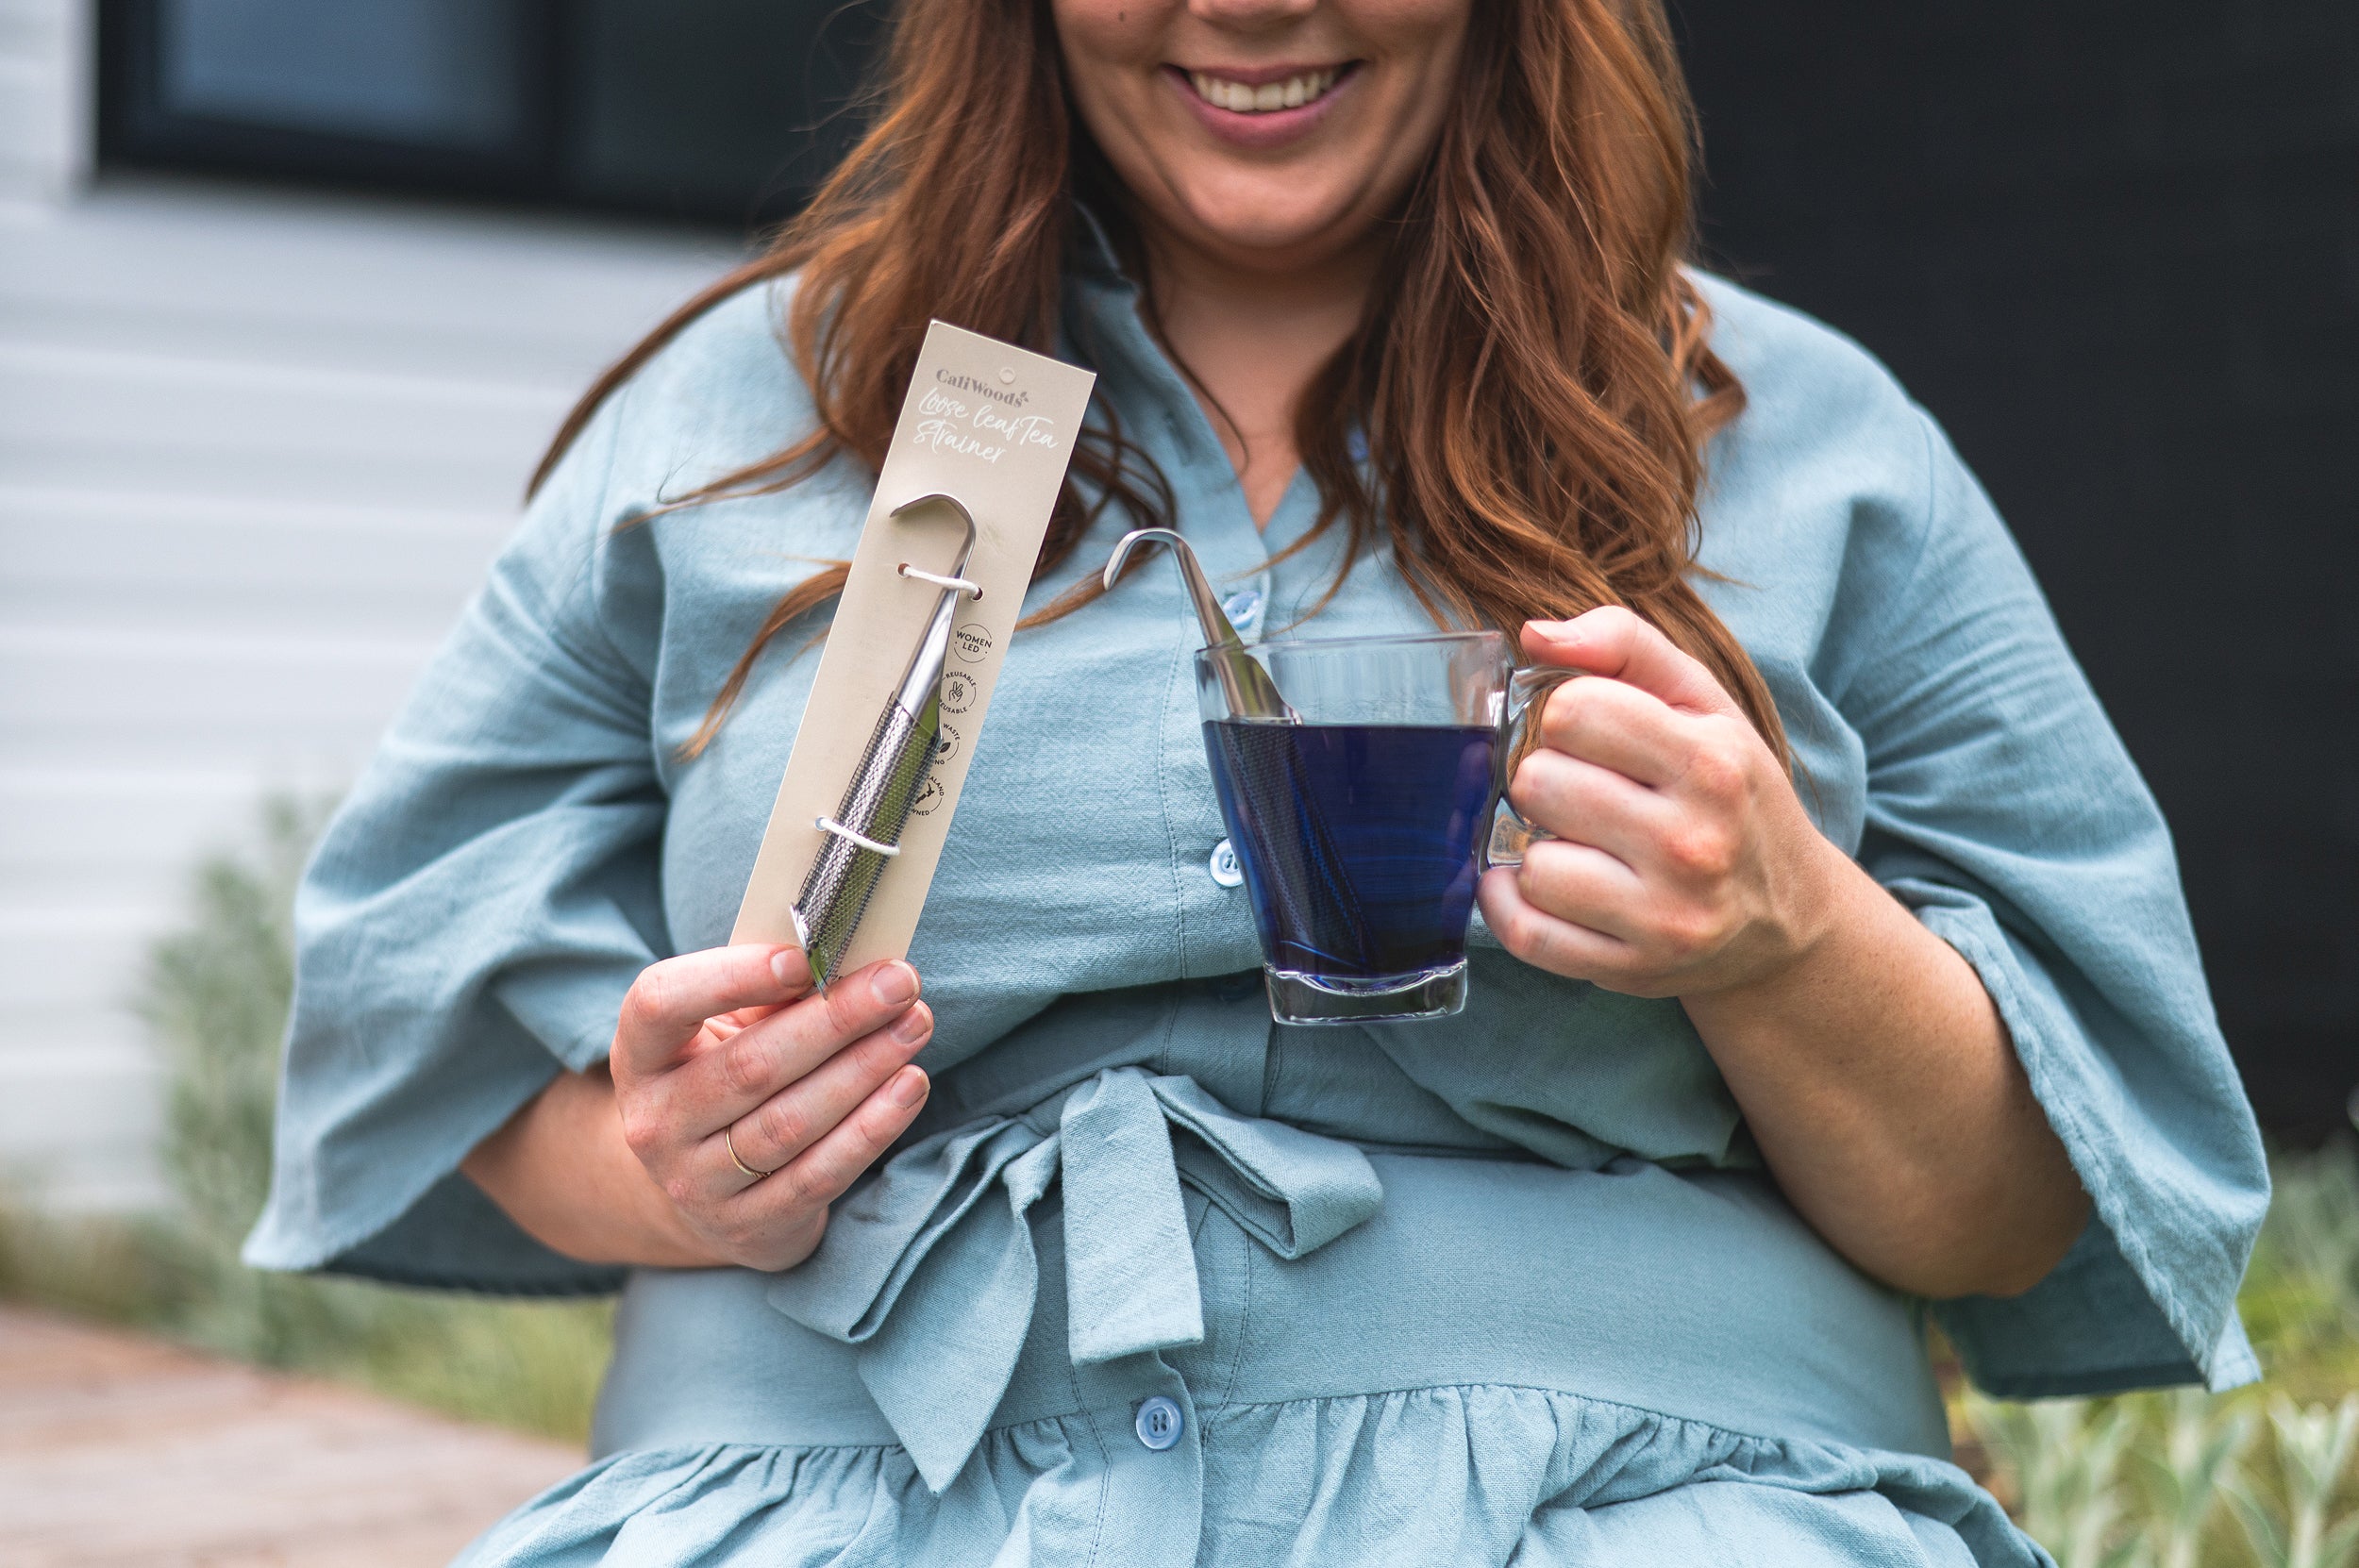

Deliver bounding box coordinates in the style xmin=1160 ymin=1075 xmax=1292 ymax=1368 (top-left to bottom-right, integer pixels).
xmin=1196 ymin=630 xmax=1575 ymax=1026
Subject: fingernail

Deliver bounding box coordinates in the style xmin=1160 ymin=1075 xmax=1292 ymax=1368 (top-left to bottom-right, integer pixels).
xmin=872 ymin=960 xmax=919 ymax=1007
xmin=890 ymin=1067 xmax=929 ymax=1107
xmin=891 ymin=1002 xmax=933 ymax=1046
xmin=771 ymin=949 xmax=809 ymax=988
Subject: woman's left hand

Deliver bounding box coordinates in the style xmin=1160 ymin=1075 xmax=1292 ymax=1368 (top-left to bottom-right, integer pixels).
xmin=1479 ymin=606 xmax=2089 ymax=1298
xmin=1479 ymin=606 xmax=1844 ymax=1002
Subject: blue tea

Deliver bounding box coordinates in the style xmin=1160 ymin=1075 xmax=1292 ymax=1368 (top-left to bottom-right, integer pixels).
xmin=1204 ymin=719 xmax=1498 ymax=991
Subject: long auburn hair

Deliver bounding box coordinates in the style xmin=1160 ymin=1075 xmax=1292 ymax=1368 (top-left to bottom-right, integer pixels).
xmin=532 ymin=0 xmax=1785 ymax=763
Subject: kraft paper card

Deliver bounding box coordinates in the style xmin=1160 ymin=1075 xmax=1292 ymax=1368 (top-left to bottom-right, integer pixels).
xmin=731 ymin=321 xmax=1097 ymax=969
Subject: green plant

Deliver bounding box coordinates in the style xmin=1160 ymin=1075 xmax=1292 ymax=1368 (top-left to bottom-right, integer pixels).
xmin=2231 ymin=1398 xmax=2359 ymax=1568
xmin=1969 ymin=1394 xmax=2141 ymax=1568
xmin=2245 ymin=1147 xmax=2359 ymax=1397
xmin=0 ymin=799 xmax=613 ymax=1443
xmin=1965 ymin=1144 xmax=2359 ymax=1568
xmin=2134 ymin=1388 xmax=2256 ymax=1568
xmin=140 ymin=795 xmax=345 ymax=1363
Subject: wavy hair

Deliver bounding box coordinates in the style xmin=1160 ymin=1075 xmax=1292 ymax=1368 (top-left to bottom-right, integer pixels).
xmin=531 ymin=0 xmax=1783 ymax=763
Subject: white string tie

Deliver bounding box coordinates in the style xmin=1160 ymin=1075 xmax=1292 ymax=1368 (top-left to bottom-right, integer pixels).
xmin=815 ymin=816 xmax=902 ymax=857
xmin=898 ymin=563 xmax=982 ymax=599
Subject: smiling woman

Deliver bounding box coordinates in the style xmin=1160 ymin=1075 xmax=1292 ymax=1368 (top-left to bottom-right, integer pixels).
xmin=1062 ymin=2 xmax=1462 ymax=253
xmin=538 ymin=0 xmax=1783 ymax=765
xmin=1056 ymin=0 xmax=1472 ymax=524
xmin=245 ymin=0 xmax=2268 ymax=1564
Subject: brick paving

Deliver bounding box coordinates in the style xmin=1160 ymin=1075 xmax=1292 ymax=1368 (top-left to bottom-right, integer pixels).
xmin=0 ymin=1307 xmax=582 ymax=1567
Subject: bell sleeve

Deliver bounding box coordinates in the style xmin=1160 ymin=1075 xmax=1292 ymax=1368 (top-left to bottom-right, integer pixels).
xmin=242 ymin=380 xmax=665 ymax=1294
xmin=1832 ymin=413 xmax=2270 ymax=1394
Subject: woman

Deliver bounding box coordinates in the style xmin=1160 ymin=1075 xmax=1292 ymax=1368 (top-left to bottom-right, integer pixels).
xmin=246 ymin=0 xmax=2269 ymax=1561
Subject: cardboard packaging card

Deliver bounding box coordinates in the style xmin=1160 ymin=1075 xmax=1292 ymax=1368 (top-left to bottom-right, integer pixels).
xmin=732 ymin=321 xmax=1097 ymax=970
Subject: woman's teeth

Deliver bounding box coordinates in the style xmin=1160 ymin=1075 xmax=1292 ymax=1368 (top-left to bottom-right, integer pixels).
xmin=1187 ymin=67 xmax=1343 ymax=114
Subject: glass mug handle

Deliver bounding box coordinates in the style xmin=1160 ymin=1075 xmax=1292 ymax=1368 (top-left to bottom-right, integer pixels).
xmin=1485 ymin=666 xmax=1582 ymax=869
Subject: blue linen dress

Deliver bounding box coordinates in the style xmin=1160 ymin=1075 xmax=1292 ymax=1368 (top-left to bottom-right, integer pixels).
xmin=245 ymin=225 xmax=2269 ymax=1567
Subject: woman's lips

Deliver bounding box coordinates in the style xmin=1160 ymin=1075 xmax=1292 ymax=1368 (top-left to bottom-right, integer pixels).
xmin=1163 ymin=61 xmax=1362 ymax=151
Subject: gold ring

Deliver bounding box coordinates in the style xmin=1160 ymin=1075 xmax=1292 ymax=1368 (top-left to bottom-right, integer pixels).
xmin=723 ymin=1125 xmax=773 ymax=1181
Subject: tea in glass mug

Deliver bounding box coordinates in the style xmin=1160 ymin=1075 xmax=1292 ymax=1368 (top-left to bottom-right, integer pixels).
xmin=1196 ymin=630 xmax=1570 ymax=1025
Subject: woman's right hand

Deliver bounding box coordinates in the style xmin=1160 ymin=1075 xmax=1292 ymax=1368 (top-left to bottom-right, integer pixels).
xmin=608 ymin=944 xmax=935 ymax=1272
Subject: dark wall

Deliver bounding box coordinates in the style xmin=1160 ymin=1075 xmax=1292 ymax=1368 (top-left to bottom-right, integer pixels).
xmin=1675 ymin=1 xmax=2359 ymax=1135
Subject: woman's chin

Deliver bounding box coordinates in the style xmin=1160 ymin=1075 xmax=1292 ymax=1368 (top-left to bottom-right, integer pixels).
xmin=1156 ymin=188 xmax=1380 ymax=272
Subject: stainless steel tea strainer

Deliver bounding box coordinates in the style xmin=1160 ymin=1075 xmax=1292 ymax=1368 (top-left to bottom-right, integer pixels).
xmin=792 ymin=493 xmax=982 ymax=990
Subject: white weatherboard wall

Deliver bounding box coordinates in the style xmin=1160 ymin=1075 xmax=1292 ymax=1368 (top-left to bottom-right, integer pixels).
xmin=0 ymin=0 xmax=90 ymax=204
xmin=0 ymin=175 xmax=732 ymax=1209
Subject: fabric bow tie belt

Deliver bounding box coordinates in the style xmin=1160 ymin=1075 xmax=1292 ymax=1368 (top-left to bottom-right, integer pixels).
xmin=765 ymin=1066 xmax=1385 ymax=1491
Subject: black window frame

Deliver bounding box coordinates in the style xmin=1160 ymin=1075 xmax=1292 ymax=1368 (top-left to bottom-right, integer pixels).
xmin=94 ymin=0 xmax=887 ymax=225
xmin=98 ymin=0 xmax=569 ymax=204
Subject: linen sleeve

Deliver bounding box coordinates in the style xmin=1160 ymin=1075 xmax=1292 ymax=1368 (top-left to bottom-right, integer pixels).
xmin=241 ymin=385 xmax=664 ymax=1293
xmin=1835 ymin=414 xmax=2269 ymax=1395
